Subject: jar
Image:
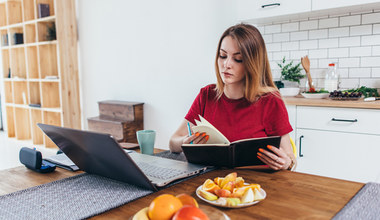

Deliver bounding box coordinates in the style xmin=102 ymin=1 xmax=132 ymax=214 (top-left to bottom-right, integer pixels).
xmin=324 ymin=63 xmax=339 ymax=92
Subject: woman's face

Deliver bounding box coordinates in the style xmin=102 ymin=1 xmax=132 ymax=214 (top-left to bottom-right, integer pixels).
xmin=218 ymin=36 xmax=246 ymax=86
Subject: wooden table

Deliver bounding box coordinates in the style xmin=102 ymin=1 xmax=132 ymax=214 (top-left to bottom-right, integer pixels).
xmin=0 ymin=166 xmax=363 ymax=219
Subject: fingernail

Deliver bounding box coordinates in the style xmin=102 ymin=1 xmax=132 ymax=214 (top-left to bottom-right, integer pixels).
xmin=257 ymin=152 xmax=262 ymax=156
xmin=267 ymin=145 xmax=272 ymax=149
xmin=201 ymin=133 xmax=206 ymax=137
xmin=259 ymin=148 xmax=264 ymax=153
xmin=257 ymin=155 xmax=261 ymax=159
xmin=195 ymin=132 xmax=200 ymax=137
xmin=205 ymin=135 xmax=209 ymax=141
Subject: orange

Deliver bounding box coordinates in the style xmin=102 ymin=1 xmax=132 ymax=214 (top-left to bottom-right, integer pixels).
xmin=172 ymin=206 xmax=209 ymax=220
xmin=214 ymin=177 xmax=224 ymax=186
xmin=148 ymin=194 xmax=183 ymax=220
xmin=176 ymin=193 xmax=199 ymax=207
xmin=202 ymin=179 xmax=221 ymax=193
xmin=220 ymin=172 xmax=237 ymax=188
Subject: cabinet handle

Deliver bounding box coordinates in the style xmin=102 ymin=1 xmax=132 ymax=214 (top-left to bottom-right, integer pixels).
xmin=261 ymin=3 xmax=281 ymax=8
xmin=299 ymin=135 xmax=304 ymax=157
xmin=331 ymin=118 xmax=358 ymax=123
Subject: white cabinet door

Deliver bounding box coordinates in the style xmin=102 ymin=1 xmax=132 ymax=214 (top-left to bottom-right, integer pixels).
xmin=237 ymin=0 xmax=311 ymax=21
xmin=296 ymin=129 xmax=380 ymax=183
xmin=312 ymin=0 xmax=380 ymax=11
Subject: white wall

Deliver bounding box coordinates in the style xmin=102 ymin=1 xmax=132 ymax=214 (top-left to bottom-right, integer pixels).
xmin=76 ymin=0 xmax=237 ymax=149
xmin=256 ymin=11 xmax=380 ymax=90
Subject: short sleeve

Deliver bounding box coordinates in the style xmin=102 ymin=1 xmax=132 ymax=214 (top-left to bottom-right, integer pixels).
xmin=262 ymin=94 xmax=293 ymax=136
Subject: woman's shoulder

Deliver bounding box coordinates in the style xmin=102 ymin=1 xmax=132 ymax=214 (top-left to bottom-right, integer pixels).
xmin=259 ymin=91 xmax=284 ymax=104
xmin=199 ymin=84 xmax=217 ymax=95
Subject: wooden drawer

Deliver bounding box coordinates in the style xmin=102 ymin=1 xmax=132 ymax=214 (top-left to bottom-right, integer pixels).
xmin=296 ymin=106 xmax=380 ymax=135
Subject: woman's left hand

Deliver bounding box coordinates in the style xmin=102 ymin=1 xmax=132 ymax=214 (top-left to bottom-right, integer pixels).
xmin=257 ymin=145 xmax=291 ymax=170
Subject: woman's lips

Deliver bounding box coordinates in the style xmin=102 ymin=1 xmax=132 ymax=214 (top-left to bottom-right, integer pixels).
xmin=222 ymin=72 xmax=232 ymax=77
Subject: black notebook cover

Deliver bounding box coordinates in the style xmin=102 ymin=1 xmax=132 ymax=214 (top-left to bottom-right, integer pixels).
xmin=181 ymin=136 xmax=281 ymax=167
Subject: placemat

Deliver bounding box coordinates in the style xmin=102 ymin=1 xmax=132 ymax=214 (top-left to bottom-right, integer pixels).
xmin=333 ymin=182 xmax=380 ymax=220
xmin=0 ymin=150 xmax=211 ymax=220
xmin=0 ymin=173 xmax=153 ymax=220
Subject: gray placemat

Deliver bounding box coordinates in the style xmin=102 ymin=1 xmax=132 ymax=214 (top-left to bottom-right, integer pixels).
xmin=333 ymin=182 xmax=380 ymax=220
xmin=0 ymin=173 xmax=153 ymax=220
xmin=0 ymin=151 xmax=211 ymax=220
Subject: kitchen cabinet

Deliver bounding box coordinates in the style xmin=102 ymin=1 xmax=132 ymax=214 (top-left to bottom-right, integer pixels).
xmin=312 ymin=0 xmax=380 ymax=11
xmin=237 ymin=0 xmax=311 ymax=22
xmin=293 ymin=106 xmax=380 ymax=183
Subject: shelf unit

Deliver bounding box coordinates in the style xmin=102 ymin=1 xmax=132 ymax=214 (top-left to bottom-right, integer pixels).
xmin=0 ymin=0 xmax=81 ymax=148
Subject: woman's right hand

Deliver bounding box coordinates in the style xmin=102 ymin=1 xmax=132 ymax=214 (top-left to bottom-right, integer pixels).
xmin=183 ymin=132 xmax=209 ymax=144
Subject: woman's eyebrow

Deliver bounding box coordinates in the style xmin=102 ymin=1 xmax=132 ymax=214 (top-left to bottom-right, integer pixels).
xmin=220 ymin=49 xmax=241 ymax=55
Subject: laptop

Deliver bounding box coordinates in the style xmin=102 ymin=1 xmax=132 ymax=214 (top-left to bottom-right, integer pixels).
xmin=37 ymin=123 xmax=207 ymax=191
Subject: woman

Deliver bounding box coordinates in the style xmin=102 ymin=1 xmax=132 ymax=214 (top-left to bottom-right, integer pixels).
xmin=169 ymin=24 xmax=296 ymax=171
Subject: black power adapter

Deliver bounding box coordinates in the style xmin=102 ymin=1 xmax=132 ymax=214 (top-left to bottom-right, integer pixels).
xmin=19 ymin=147 xmax=56 ymax=173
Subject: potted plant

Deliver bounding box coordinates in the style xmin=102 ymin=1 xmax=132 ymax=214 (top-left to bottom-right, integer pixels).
xmin=277 ymin=57 xmax=305 ymax=96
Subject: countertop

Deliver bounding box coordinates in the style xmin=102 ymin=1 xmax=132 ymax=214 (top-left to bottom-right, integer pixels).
xmin=284 ymin=96 xmax=380 ymax=109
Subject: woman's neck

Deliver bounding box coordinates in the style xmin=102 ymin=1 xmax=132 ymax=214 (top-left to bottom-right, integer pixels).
xmin=223 ymin=83 xmax=245 ymax=100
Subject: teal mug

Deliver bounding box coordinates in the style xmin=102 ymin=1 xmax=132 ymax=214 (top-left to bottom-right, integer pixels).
xmin=136 ymin=130 xmax=156 ymax=155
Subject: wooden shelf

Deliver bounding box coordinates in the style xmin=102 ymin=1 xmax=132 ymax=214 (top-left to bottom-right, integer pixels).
xmin=0 ymin=0 xmax=81 ymax=148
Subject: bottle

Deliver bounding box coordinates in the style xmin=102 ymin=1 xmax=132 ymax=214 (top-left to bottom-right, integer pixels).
xmin=324 ymin=63 xmax=339 ymax=92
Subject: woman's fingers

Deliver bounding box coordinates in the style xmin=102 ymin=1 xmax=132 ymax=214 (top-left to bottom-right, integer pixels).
xmin=193 ymin=133 xmax=209 ymax=144
xmin=257 ymin=146 xmax=288 ymax=170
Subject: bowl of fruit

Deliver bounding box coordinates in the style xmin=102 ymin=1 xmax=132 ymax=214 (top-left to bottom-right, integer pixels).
xmin=132 ymin=193 xmax=229 ymax=220
xmin=196 ymin=172 xmax=266 ymax=208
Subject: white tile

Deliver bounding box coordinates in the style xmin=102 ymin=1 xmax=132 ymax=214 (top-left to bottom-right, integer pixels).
xmin=273 ymin=33 xmax=290 ymax=42
xmin=319 ymin=18 xmax=339 ymax=28
xmin=290 ymin=31 xmax=308 ymax=41
xmin=265 ymin=24 xmax=281 ymax=34
xmin=374 ymin=24 xmax=380 ymax=34
xmin=319 ymin=59 xmax=339 ymax=68
xmin=349 ymin=46 xmax=372 ymax=57
xmin=373 ymin=46 xmax=380 ymax=56
xmin=290 ymin=50 xmax=308 ymax=59
xmin=270 ymin=61 xmax=281 ymax=70
xmin=350 ymin=25 xmax=372 ymax=36
xmin=362 ymin=12 xmax=380 ymax=25
xmin=263 ymin=34 xmax=273 ymax=43
xmin=339 ymin=36 xmax=361 ymax=47
xmin=308 ymin=49 xmax=328 ymax=59
xmin=362 ymin=35 xmax=380 ymax=46
xmin=338 ymin=68 xmax=349 ymax=78
xmin=349 ymin=68 xmax=371 ymax=77
xmin=339 ymin=15 xmax=361 ymax=27
xmin=266 ymin=42 xmax=282 ymax=52
xmin=273 ymin=51 xmax=290 ymax=60
xmin=319 ymin=38 xmax=339 ymax=49
xmin=339 ymin=78 xmax=360 ymax=90
xmin=282 ymin=22 xmax=299 ymax=32
xmin=309 ymin=29 xmax=328 ymax=39
xmin=300 ymin=20 xmax=318 ymax=30
xmin=282 ymin=41 xmax=299 ymax=51
xmin=267 ymin=52 xmax=273 ymax=60
xmin=257 ymin=26 xmax=265 ymax=34
xmin=359 ymin=78 xmax=380 ymax=88
xmin=372 ymin=68 xmax=380 ymax=77
xmin=329 ymin=48 xmax=349 ymax=58
xmin=329 ymin=27 xmax=349 ymax=38
xmin=300 ymin=40 xmax=318 ymax=49
xmin=339 ymin=58 xmax=360 ymax=67
xmin=361 ymin=56 xmax=380 ymax=67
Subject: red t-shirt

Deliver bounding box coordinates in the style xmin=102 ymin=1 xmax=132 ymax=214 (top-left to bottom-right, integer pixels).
xmin=185 ymin=84 xmax=293 ymax=142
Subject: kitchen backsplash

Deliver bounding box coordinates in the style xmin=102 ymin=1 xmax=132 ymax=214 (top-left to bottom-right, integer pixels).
xmin=254 ymin=10 xmax=380 ymax=90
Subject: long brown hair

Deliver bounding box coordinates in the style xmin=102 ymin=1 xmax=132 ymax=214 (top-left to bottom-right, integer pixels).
xmin=215 ymin=23 xmax=278 ymax=102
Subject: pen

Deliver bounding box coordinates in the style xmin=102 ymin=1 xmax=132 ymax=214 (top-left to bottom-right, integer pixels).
xmin=187 ymin=122 xmax=193 ymax=144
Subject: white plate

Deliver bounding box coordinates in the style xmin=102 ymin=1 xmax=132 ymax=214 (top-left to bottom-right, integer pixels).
xmin=196 ymin=185 xmax=266 ymax=208
xmin=301 ymin=93 xmax=329 ymax=99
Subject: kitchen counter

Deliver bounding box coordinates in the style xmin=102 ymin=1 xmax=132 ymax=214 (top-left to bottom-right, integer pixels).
xmin=284 ymin=96 xmax=380 ymax=109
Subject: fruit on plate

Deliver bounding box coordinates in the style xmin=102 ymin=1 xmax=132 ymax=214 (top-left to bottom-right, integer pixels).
xmin=198 ymin=189 xmax=218 ymax=201
xmin=198 ymin=172 xmax=264 ymax=207
xmin=172 ymin=206 xmax=209 ymax=220
xmin=176 ymin=193 xmax=199 ymax=207
xmin=241 ymin=188 xmax=254 ymax=203
xmin=132 ymin=207 xmax=149 ymax=220
xmin=148 ymin=194 xmax=183 ymax=220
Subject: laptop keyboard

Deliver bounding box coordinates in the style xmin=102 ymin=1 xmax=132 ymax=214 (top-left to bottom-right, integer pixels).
xmin=136 ymin=161 xmax=188 ymax=180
